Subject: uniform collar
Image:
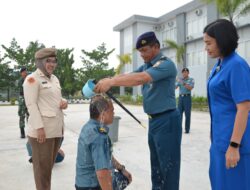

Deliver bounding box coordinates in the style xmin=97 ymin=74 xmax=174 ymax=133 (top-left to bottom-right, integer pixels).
xmin=145 ymin=52 xmax=163 ymax=66
xmin=149 ymin=52 xmax=163 ymax=66
xmin=182 ymin=76 xmax=190 ymax=80
xmin=208 ymin=52 xmax=236 ymax=82
xmin=218 ymin=51 xmax=236 ymax=66
xmin=36 ymin=68 xmax=54 ymax=79
xmin=89 ymin=119 xmax=109 ymax=134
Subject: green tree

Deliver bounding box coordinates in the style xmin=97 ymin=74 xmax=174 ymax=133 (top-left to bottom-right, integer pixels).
xmin=116 ymin=53 xmax=132 ymax=74
xmin=203 ymin=0 xmax=250 ymax=22
xmin=77 ymin=43 xmax=115 ymax=89
xmin=2 ymin=38 xmax=45 ymax=71
xmin=54 ymin=48 xmax=77 ymax=98
xmin=0 ymin=55 xmax=17 ymax=101
xmin=164 ymin=39 xmax=185 ymax=65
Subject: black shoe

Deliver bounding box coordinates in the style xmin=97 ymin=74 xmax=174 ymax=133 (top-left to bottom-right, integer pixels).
xmin=28 ymin=157 xmax=33 ymax=163
xmin=185 ymin=131 xmax=189 ymax=134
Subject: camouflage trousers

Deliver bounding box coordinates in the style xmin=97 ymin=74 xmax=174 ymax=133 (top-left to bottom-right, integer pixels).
xmin=18 ymin=96 xmax=29 ymax=129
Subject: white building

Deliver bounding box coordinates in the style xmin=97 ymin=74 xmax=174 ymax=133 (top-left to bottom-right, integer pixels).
xmin=113 ymin=0 xmax=250 ymax=97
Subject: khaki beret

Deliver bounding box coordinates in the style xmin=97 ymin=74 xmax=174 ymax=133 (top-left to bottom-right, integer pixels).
xmin=35 ymin=48 xmax=57 ymax=59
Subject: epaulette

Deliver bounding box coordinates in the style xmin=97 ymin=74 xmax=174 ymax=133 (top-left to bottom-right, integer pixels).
xmin=159 ymin=56 xmax=167 ymax=61
xmin=153 ymin=56 xmax=168 ymax=68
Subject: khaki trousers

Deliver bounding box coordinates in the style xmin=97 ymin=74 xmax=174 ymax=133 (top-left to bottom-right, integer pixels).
xmin=29 ymin=137 xmax=62 ymax=190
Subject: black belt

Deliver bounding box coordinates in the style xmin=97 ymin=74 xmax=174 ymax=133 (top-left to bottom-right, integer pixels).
xmin=148 ymin=109 xmax=176 ymax=119
xmin=179 ymin=94 xmax=191 ymax=97
xmin=75 ymin=185 xmax=101 ymax=190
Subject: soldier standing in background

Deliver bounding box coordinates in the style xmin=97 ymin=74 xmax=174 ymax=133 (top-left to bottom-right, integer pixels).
xmin=176 ymin=68 xmax=194 ymax=134
xmin=18 ymin=67 xmax=29 ymax=138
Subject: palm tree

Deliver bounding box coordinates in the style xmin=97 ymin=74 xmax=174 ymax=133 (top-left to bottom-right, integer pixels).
xmin=116 ymin=53 xmax=132 ymax=74
xmin=202 ymin=0 xmax=250 ymax=22
xmin=164 ymin=39 xmax=185 ymax=65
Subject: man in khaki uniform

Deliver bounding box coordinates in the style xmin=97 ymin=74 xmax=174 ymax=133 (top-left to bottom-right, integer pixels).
xmin=23 ymin=48 xmax=67 ymax=190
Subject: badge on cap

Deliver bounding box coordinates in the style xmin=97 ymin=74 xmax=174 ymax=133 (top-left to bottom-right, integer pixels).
xmin=141 ymin=40 xmax=147 ymax=45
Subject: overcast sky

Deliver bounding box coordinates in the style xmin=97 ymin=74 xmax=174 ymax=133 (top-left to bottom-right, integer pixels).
xmin=0 ymin=0 xmax=192 ymax=68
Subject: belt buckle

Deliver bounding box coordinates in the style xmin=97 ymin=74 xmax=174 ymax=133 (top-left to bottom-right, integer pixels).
xmin=181 ymin=94 xmax=184 ymax=97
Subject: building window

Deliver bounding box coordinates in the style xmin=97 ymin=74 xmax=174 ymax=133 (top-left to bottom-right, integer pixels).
xmin=186 ymin=17 xmax=206 ymax=37
xmin=162 ymin=27 xmax=177 ymax=45
xmin=186 ymin=39 xmax=207 ymax=67
xmin=186 ymin=7 xmax=206 ymax=39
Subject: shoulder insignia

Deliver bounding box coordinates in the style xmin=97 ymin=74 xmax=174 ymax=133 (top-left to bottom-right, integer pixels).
xmin=28 ymin=77 xmax=35 ymax=84
xmin=153 ymin=60 xmax=163 ymax=68
xmin=159 ymin=56 xmax=167 ymax=61
xmin=153 ymin=56 xmax=168 ymax=68
xmin=99 ymin=127 xmax=107 ymax=134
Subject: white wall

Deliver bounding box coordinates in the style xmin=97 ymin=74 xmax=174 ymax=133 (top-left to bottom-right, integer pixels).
xmin=186 ymin=5 xmax=207 ymax=40
xmin=186 ymin=40 xmax=207 ymax=97
xmin=237 ymin=27 xmax=250 ymax=64
xmin=160 ymin=19 xmax=177 ymax=48
xmin=123 ymin=27 xmax=133 ymax=73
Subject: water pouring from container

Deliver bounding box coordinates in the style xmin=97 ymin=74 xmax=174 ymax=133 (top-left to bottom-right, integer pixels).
xmin=82 ymin=79 xmax=146 ymax=128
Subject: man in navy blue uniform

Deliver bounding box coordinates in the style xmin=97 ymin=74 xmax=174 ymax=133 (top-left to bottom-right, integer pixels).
xmin=75 ymin=95 xmax=132 ymax=190
xmin=176 ymin=68 xmax=194 ymax=133
xmin=95 ymin=31 xmax=182 ymax=190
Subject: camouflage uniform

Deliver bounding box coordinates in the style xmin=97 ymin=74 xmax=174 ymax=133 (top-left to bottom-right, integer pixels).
xmin=18 ymin=77 xmax=29 ymax=133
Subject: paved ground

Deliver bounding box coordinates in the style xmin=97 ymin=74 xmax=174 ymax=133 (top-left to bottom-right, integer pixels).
xmin=0 ymin=104 xmax=211 ymax=190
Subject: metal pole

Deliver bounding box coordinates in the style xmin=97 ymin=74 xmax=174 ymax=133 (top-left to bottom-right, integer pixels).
xmin=92 ymin=80 xmax=145 ymax=128
xmin=106 ymin=91 xmax=146 ymax=128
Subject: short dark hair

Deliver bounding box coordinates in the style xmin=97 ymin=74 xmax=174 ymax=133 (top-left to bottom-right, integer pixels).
xmin=20 ymin=67 xmax=27 ymax=73
xmin=182 ymin=68 xmax=189 ymax=73
xmin=89 ymin=95 xmax=111 ymax=119
xmin=203 ymin=19 xmax=239 ymax=57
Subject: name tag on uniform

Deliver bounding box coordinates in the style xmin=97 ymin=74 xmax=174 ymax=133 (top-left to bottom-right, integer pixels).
xmin=42 ymin=81 xmax=48 ymax=84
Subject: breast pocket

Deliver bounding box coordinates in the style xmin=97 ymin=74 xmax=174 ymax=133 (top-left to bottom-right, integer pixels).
xmin=41 ymin=110 xmax=56 ymax=117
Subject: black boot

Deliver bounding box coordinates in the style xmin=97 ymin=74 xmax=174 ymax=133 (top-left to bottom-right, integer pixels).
xmin=20 ymin=128 xmax=25 ymax=138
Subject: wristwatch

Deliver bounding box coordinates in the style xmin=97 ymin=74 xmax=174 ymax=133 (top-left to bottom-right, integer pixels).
xmin=230 ymin=141 xmax=240 ymax=148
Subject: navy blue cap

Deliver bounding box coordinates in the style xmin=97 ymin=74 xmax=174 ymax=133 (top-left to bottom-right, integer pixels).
xmin=182 ymin=68 xmax=189 ymax=72
xmin=20 ymin=67 xmax=27 ymax=73
xmin=136 ymin=31 xmax=160 ymax=49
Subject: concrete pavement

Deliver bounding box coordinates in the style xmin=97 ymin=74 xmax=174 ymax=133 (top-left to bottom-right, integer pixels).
xmin=0 ymin=104 xmax=211 ymax=190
